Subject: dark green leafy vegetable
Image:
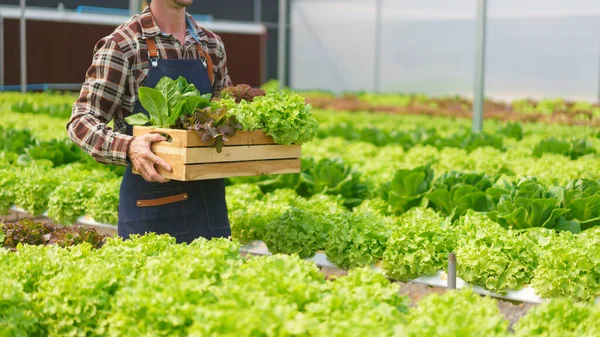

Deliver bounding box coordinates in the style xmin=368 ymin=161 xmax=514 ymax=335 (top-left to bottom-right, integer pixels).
xmin=425 ymin=171 xmax=495 ymax=219
xmin=497 ymin=122 xmax=524 ymax=140
xmin=564 ymin=178 xmax=600 ymax=230
xmin=381 ymin=165 xmax=434 ymax=214
xmin=125 ymin=76 xmax=210 ymax=128
xmin=0 ymin=127 xmax=35 ymax=154
xmin=487 ymin=178 xmax=577 ymax=232
xmin=300 ymin=156 xmax=368 ymax=208
xmin=533 ymin=137 xmax=596 ymax=159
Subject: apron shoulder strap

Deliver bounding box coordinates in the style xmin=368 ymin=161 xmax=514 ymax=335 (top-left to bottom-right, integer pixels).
xmin=146 ymin=38 xmax=159 ymax=67
xmin=197 ymin=44 xmax=214 ymax=86
xmin=144 ymin=36 xmax=214 ymax=86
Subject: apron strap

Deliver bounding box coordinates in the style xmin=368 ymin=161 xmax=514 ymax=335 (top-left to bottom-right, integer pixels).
xmin=146 ymin=38 xmax=159 ymax=68
xmin=144 ymin=37 xmax=214 ymax=85
xmin=196 ymin=44 xmax=214 ymax=86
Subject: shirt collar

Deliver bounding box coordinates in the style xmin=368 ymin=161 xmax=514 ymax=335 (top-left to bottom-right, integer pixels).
xmin=139 ymin=5 xmax=207 ymax=43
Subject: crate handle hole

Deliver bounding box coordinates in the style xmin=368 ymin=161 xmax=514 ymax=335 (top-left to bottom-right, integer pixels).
xmin=150 ymin=131 xmax=173 ymax=143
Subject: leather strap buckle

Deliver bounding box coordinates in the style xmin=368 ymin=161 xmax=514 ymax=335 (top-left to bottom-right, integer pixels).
xmin=148 ymin=51 xmax=159 ymax=68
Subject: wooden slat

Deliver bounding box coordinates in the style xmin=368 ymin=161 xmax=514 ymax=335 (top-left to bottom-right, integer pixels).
xmin=185 ymin=145 xmax=300 ymax=164
xmin=186 ymin=130 xmax=277 ymax=147
xmin=184 ymin=159 xmax=301 ymax=181
xmin=133 ymin=126 xmax=276 ymax=147
xmin=132 ymin=162 xmax=185 ymax=181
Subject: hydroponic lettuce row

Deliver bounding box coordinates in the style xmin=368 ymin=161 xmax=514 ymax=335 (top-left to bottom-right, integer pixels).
xmin=2 ymin=91 xmax=600 ymax=302
xmin=1 ymin=233 xmax=599 ymax=336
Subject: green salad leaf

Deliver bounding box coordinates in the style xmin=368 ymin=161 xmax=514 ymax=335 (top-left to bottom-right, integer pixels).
xmin=325 ymin=212 xmax=393 ymax=269
xmin=381 ymin=165 xmax=434 ymax=214
xmin=531 ymin=227 xmax=600 ymax=300
xmin=406 ymin=289 xmax=509 ymax=337
xmin=382 ymin=208 xmax=454 ymax=281
xmin=513 ymin=298 xmax=600 ymax=337
xmin=426 ymin=171 xmax=495 ymax=219
xmin=455 ymin=212 xmax=538 ymax=293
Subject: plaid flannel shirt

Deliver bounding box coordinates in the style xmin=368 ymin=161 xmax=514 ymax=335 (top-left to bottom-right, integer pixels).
xmin=67 ymin=6 xmax=232 ymax=166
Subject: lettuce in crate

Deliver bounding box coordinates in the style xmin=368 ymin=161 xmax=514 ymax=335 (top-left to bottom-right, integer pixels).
xmin=228 ymin=89 xmax=319 ymax=145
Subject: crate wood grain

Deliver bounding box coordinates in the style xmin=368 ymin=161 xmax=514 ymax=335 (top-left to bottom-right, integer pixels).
xmin=132 ymin=126 xmax=301 ymax=181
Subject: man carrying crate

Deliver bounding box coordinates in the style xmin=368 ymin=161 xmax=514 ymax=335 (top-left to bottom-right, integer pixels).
xmin=67 ymin=0 xmax=232 ymax=243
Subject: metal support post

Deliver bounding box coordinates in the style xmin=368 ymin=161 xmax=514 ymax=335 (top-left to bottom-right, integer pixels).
xmin=278 ymin=0 xmax=288 ymax=89
xmin=473 ymin=0 xmax=487 ymax=133
xmin=254 ymin=0 xmax=262 ymax=23
xmin=0 ymin=14 xmax=4 ymax=87
xmin=129 ymin=0 xmax=141 ymax=16
xmin=597 ymin=30 xmax=600 ymax=104
xmin=20 ymin=0 xmax=26 ymax=93
xmin=374 ymin=0 xmax=383 ymax=92
xmin=448 ymin=253 xmax=457 ymax=289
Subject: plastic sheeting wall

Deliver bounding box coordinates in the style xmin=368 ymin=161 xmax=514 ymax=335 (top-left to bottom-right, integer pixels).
xmin=290 ymin=0 xmax=600 ymax=102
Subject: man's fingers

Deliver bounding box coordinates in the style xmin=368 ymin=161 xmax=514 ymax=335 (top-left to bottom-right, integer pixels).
xmin=142 ymin=162 xmax=168 ymax=183
xmin=137 ymin=165 xmax=152 ymax=182
xmin=147 ymin=152 xmax=172 ymax=172
xmin=146 ymin=133 xmax=167 ymax=144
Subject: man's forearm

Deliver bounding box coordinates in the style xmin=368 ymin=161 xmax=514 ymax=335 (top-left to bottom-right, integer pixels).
xmin=67 ymin=113 xmax=133 ymax=166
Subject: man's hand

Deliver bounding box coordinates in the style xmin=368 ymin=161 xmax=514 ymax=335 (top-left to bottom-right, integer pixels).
xmin=128 ymin=134 xmax=172 ymax=183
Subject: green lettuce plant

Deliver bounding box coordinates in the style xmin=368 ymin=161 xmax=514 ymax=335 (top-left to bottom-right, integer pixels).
xmin=380 ymin=165 xmax=434 ymax=214
xmin=382 ymin=208 xmax=454 ymax=281
xmin=455 ymin=212 xmax=538 ymax=293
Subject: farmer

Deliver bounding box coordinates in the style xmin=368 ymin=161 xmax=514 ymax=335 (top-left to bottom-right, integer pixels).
xmin=67 ymin=0 xmax=232 ymax=243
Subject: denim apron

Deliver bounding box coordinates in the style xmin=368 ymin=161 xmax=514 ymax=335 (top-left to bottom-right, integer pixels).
xmin=118 ymin=17 xmax=231 ymax=243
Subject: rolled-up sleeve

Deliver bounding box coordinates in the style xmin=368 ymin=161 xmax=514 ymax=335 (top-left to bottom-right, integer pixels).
xmin=67 ymin=37 xmax=133 ymax=166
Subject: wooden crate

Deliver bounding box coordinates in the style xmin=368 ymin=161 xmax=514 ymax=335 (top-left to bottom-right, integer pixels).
xmin=132 ymin=126 xmax=301 ymax=181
